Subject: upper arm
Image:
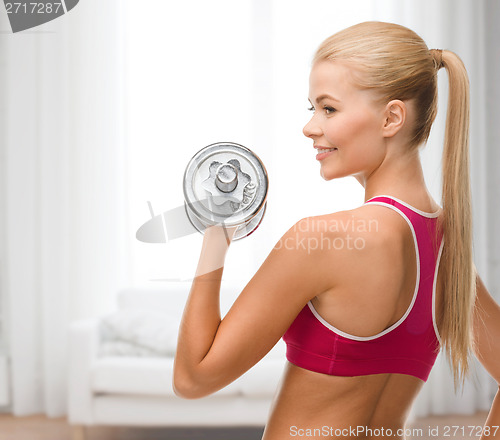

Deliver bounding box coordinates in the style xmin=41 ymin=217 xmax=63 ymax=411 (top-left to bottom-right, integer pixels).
xmin=192 ymin=217 xmax=336 ymax=395
xmin=473 ymin=274 xmax=500 ymax=384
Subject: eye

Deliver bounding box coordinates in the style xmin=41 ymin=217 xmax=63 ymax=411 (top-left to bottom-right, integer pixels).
xmin=307 ymin=105 xmax=337 ymax=114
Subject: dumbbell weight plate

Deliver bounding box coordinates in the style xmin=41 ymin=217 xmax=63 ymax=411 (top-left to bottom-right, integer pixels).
xmin=183 ymin=142 xmax=268 ymax=240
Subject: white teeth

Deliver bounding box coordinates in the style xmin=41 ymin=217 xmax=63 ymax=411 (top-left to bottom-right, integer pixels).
xmin=317 ymin=148 xmax=337 ymax=153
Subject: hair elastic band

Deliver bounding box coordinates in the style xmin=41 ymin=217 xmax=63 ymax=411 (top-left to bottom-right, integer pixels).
xmin=430 ymin=49 xmax=444 ymax=70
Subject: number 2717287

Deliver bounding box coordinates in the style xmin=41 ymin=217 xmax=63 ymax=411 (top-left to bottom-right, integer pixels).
xmin=5 ymin=3 xmax=63 ymax=14
xmin=442 ymin=425 xmax=500 ymax=437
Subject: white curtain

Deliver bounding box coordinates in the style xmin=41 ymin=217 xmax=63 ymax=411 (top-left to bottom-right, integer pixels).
xmin=484 ymin=0 xmax=500 ymax=310
xmin=0 ymin=0 xmax=131 ymax=416
xmin=0 ymin=0 xmax=498 ymax=419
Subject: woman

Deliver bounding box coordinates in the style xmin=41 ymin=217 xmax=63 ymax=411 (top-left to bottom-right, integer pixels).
xmin=173 ymin=22 xmax=500 ymax=439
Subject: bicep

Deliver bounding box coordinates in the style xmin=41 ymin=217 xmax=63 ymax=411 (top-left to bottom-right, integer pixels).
xmin=196 ymin=220 xmax=329 ymax=393
xmin=473 ymin=274 xmax=500 ymax=383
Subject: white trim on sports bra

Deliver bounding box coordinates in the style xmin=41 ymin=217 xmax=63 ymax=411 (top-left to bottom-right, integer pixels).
xmin=365 ymin=194 xmax=442 ymax=218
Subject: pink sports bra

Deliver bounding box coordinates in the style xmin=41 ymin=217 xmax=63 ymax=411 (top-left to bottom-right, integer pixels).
xmin=282 ymin=195 xmax=444 ymax=382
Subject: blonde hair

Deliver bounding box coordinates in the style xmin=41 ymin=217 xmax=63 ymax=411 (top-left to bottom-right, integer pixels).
xmin=314 ymin=22 xmax=475 ymax=386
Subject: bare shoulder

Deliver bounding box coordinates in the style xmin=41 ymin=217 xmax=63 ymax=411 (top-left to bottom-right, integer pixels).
xmin=275 ymin=204 xmax=411 ymax=280
xmin=303 ymin=203 xmax=410 ymax=249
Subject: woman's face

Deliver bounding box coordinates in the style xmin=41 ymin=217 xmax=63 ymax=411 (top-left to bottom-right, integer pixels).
xmin=303 ymin=60 xmax=388 ymax=182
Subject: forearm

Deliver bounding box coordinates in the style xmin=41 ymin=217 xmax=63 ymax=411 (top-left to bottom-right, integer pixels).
xmin=482 ymin=387 xmax=500 ymax=439
xmin=173 ymin=226 xmax=234 ymax=397
xmin=474 ymin=275 xmax=500 ymax=438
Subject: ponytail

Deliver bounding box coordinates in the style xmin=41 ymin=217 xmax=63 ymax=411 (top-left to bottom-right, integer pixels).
xmin=435 ymin=49 xmax=476 ymax=387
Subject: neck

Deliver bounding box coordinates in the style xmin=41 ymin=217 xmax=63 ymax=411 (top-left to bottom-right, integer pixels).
xmin=356 ymin=148 xmax=429 ymax=203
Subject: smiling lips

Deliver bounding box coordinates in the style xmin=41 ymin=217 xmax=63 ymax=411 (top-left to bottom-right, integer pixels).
xmin=314 ymin=146 xmax=338 ymax=161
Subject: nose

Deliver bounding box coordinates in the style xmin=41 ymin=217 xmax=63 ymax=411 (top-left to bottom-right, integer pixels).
xmin=303 ymin=115 xmax=321 ymax=138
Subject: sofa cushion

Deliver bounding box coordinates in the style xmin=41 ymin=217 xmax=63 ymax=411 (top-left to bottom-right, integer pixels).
xmin=99 ymin=309 xmax=180 ymax=355
xmin=91 ymin=357 xmax=242 ymax=397
xmin=99 ymin=340 xmax=166 ymax=357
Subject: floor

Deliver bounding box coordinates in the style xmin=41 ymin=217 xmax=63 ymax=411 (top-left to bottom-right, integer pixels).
xmin=409 ymin=411 xmax=489 ymax=439
xmin=0 ymin=411 xmax=490 ymax=440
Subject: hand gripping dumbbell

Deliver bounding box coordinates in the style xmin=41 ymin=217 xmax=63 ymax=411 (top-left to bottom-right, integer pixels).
xmin=183 ymin=142 xmax=268 ymax=240
xmin=136 ymin=142 xmax=268 ymax=243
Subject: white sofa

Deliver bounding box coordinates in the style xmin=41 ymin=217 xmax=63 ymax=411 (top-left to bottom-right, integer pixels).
xmin=67 ymin=283 xmax=286 ymax=440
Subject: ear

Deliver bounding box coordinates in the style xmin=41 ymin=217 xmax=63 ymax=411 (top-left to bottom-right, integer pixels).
xmin=382 ymin=100 xmax=406 ymax=138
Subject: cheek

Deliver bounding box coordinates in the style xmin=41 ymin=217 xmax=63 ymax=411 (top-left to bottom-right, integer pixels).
xmin=351 ymin=112 xmax=380 ymax=141
xmin=326 ymin=112 xmax=378 ymax=146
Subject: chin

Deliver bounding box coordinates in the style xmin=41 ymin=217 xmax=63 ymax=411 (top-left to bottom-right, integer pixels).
xmin=320 ymin=167 xmax=343 ymax=181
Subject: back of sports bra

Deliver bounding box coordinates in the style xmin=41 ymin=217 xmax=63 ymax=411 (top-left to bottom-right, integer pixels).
xmin=282 ymin=195 xmax=444 ymax=382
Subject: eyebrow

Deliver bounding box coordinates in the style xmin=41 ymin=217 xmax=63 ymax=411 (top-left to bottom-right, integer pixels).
xmin=309 ymin=94 xmax=340 ymax=104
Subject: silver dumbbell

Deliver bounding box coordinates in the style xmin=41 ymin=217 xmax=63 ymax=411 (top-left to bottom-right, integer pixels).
xmin=183 ymin=142 xmax=268 ymax=240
